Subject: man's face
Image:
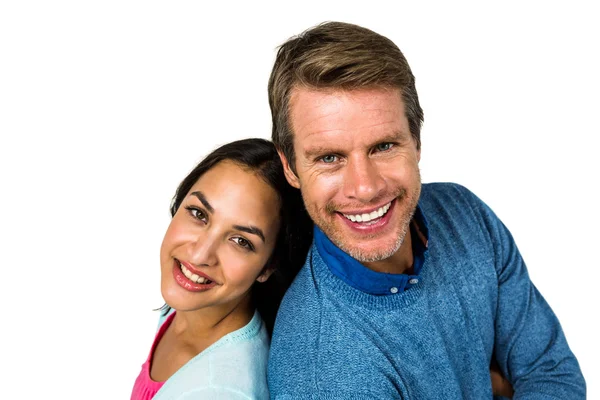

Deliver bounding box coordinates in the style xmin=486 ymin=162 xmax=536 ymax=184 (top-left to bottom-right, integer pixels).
xmin=281 ymin=87 xmax=421 ymax=271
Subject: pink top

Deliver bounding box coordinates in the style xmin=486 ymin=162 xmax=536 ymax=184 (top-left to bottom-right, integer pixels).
xmin=130 ymin=312 xmax=176 ymax=400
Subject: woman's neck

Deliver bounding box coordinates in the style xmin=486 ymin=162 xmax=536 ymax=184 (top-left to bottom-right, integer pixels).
xmin=170 ymin=294 xmax=254 ymax=350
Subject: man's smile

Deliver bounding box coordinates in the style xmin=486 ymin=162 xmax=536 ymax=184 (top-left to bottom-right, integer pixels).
xmin=340 ymin=201 xmax=392 ymax=223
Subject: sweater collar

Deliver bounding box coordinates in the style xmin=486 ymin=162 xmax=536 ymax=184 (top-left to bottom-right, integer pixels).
xmin=314 ymin=205 xmax=428 ymax=295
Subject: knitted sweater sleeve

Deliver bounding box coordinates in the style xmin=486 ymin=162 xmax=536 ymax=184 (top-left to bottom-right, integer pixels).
xmin=460 ymin=186 xmax=586 ymax=399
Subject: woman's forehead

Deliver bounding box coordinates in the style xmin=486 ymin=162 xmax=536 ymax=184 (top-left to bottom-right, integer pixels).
xmin=188 ymin=161 xmax=281 ymax=231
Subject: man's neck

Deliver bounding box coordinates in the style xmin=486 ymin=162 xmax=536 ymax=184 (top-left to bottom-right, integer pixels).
xmin=363 ymin=228 xmax=414 ymax=275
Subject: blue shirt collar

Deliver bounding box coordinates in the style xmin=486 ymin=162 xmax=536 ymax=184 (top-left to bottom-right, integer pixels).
xmin=314 ymin=205 xmax=429 ymax=295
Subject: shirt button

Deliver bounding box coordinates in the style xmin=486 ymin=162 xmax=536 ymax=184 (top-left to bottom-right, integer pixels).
xmin=409 ymin=278 xmax=419 ymax=285
xmin=390 ymin=287 xmax=399 ymax=294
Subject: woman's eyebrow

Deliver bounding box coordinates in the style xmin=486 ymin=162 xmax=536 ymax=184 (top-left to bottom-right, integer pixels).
xmin=189 ymin=191 xmax=214 ymax=214
xmin=189 ymin=190 xmax=266 ymax=243
xmin=233 ymin=225 xmax=266 ymax=243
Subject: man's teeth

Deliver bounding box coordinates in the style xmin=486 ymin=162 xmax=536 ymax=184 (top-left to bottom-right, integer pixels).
xmin=343 ymin=202 xmax=391 ymax=223
xmin=180 ymin=263 xmax=211 ymax=284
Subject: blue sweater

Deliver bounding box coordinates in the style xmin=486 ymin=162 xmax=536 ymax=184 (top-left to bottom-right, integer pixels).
xmin=268 ymin=183 xmax=585 ymax=399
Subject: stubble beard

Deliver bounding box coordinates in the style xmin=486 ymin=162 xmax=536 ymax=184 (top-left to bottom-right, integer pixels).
xmin=306 ymin=182 xmax=422 ymax=264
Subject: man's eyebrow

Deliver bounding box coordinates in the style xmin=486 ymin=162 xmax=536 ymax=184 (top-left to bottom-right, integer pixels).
xmin=233 ymin=225 xmax=266 ymax=243
xmin=303 ymin=131 xmax=407 ymax=159
xmin=189 ymin=191 xmax=214 ymax=214
xmin=304 ymin=146 xmax=337 ymax=159
xmin=379 ymin=130 xmax=406 ymax=141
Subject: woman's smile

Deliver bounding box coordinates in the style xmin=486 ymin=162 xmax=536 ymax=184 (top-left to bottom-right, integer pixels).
xmin=171 ymin=259 xmax=218 ymax=292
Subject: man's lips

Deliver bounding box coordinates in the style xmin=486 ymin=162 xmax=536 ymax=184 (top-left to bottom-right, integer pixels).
xmin=338 ymin=200 xmax=394 ymax=223
xmin=337 ymin=200 xmax=394 ymax=216
xmin=336 ymin=199 xmax=396 ymax=232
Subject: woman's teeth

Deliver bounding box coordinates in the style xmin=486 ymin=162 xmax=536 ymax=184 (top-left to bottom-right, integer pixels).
xmin=180 ymin=263 xmax=212 ymax=284
xmin=343 ymin=202 xmax=391 ymax=223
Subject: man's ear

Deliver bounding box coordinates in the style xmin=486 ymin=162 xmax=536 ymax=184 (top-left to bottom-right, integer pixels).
xmin=277 ymin=150 xmax=301 ymax=189
xmin=256 ymin=268 xmax=275 ymax=283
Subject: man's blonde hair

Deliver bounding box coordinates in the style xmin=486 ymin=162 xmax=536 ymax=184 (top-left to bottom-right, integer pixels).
xmin=269 ymin=21 xmax=424 ymax=173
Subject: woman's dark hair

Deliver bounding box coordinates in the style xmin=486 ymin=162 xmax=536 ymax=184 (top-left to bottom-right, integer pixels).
xmin=161 ymin=138 xmax=312 ymax=335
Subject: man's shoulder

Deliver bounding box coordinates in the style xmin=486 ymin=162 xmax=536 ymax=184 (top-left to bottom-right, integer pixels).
xmin=421 ymin=182 xmax=476 ymax=202
xmin=419 ymin=182 xmax=503 ymax=239
xmin=420 ymin=182 xmax=488 ymax=215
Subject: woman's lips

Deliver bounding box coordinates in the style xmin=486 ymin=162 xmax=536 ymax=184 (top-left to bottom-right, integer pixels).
xmin=172 ymin=260 xmax=217 ymax=292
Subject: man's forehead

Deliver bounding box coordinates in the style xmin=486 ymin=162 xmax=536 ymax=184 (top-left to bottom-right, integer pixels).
xmin=290 ymin=86 xmax=404 ymax=123
xmin=288 ymin=87 xmax=343 ymax=130
xmin=288 ymin=87 xmax=409 ymax=151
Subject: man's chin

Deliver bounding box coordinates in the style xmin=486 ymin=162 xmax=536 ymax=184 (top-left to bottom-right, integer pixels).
xmin=333 ymin=235 xmax=402 ymax=263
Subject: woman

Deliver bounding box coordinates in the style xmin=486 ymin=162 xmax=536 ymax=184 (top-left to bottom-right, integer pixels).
xmin=131 ymin=138 xmax=312 ymax=399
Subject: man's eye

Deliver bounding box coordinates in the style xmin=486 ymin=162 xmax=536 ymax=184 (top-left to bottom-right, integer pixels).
xmin=321 ymin=155 xmax=338 ymax=163
xmin=376 ymin=143 xmax=393 ymax=152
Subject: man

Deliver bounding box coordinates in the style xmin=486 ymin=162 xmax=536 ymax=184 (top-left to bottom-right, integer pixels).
xmin=267 ymin=22 xmax=585 ymax=399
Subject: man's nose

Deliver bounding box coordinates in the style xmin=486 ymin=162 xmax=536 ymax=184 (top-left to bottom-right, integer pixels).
xmin=342 ymin=157 xmax=386 ymax=203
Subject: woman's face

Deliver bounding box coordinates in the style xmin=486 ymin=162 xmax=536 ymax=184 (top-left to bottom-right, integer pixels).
xmin=160 ymin=160 xmax=281 ymax=313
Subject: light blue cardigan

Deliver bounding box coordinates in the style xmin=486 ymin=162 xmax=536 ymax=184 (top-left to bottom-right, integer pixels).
xmin=153 ymin=310 xmax=270 ymax=400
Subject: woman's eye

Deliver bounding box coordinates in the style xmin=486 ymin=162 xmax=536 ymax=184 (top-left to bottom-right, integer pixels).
xmin=232 ymin=237 xmax=254 ymax=251
xmin=321 ymin=154 xmax=338 ymax=164
xmin=376 ymin=143 xmax=393 ymax=152
xmin=186 ymin=207 xmax=207 ymax=222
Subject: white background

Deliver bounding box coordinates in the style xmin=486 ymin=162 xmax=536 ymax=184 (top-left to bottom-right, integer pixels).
xmin=1 ymin=1 xmax=598 ymax=398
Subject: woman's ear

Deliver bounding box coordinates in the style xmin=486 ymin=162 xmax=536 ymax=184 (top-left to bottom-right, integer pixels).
xmin=256 ymin=268 xmax=275 ymax=283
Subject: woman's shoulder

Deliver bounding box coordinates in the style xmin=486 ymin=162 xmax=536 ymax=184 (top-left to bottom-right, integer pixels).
xmin=154 ymin=310 xmax=270 ymax=399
